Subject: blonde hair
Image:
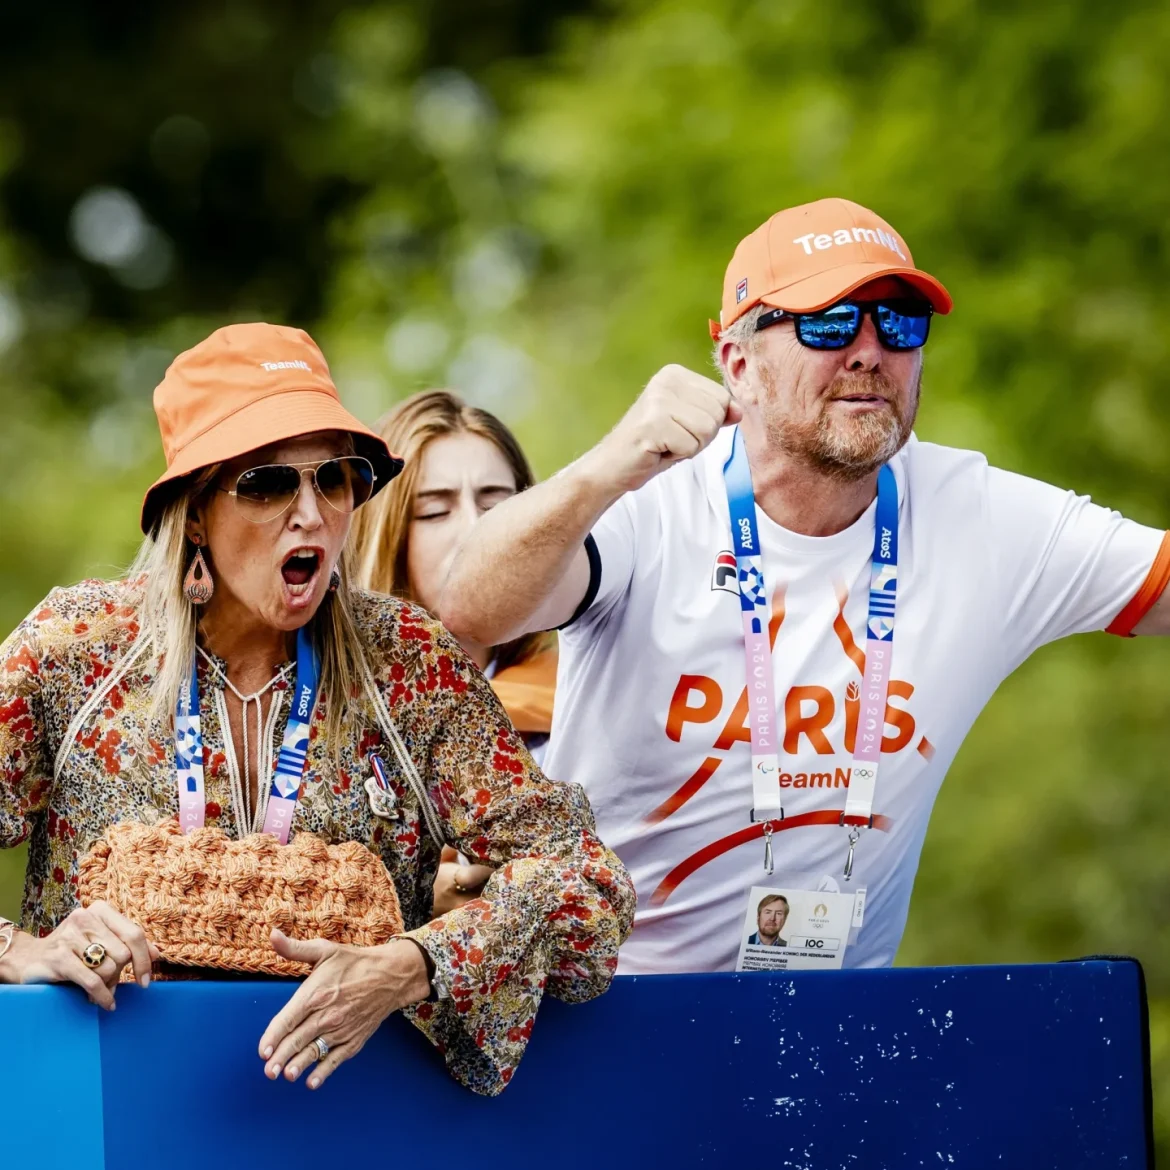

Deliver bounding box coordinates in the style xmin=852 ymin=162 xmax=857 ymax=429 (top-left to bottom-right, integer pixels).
xmin=126 ymin=468 xmax=372 ymax=757
xmin=350 ymin=389 xmax=546 ymax=672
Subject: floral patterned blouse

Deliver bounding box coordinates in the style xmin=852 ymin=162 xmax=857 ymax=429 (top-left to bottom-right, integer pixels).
xmin=0 ymin=578 xmax=635 ymax=1094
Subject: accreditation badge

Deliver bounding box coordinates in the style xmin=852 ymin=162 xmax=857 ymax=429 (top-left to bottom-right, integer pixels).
xmin=735 ymin=885 xmax=860 ymax=972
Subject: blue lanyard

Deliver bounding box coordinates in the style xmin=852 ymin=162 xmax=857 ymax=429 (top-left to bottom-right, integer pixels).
xmin=174 ymin=625 xmax=320 ymax=842
xmin=723 ymin=426 xmax=899 ymax=876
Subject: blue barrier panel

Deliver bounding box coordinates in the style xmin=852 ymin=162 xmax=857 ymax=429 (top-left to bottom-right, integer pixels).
xmin=7 ymin=984 xmax=104 ymax=1167
xmin=6 ymin=961 xmax=1150 ymax=1170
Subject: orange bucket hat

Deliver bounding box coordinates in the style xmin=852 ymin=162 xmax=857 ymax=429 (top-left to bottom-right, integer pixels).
xmin=141 ymin=322 xmax=404 ymax=533
xmin=711 ymin=197 xmax=952 ymax=339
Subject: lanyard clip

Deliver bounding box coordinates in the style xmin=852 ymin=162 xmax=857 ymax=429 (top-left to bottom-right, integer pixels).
xmin=839 ymin=813 xmax=874 ymax=882
xmin=763 ymin=822 xmax=775 ymax=876
xmin=751 ymin=807 xmax=785 ymax=824
xmin=843 ymin=826 xmax=861 ymax=881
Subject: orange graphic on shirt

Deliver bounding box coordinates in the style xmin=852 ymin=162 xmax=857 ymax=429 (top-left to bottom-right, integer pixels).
xmin=649 ymin=582 xmax=930 ymax=825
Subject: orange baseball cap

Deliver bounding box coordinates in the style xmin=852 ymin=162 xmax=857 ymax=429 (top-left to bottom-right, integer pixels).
xmin=140 ymin=323 xmax=404 ymax=533
xmin=711 ymin=197 xmax=952 ymax=339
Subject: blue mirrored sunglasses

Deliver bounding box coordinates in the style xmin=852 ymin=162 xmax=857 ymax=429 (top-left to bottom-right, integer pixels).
xmin=756 ymin=298 xmax=933 ymax=351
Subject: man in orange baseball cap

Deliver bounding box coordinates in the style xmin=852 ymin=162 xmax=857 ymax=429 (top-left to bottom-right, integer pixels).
xmin=438 ymin=197 xmax=1170 ymax=979
xmin=699 ymin=196 xmax=952 ymax=487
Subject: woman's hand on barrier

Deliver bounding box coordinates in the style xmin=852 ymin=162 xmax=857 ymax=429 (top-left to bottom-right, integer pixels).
xmin=432 ymin=844 xmax=494 ymax=916
xmin=0 ymin=901 xmax=160 ymax=1006
xmin=259 ymin=930 xmax=432 ymax=1090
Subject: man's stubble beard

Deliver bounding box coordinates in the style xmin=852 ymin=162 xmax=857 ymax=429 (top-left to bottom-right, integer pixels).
xmin=760 ymin=364 xmax=922 ymax=482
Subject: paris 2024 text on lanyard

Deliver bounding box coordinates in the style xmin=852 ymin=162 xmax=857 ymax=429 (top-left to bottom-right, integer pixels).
xmin=174 ymin=625 xmax=320 ymax=843
xmin=723 ymin=424 xmax=899 ymax=880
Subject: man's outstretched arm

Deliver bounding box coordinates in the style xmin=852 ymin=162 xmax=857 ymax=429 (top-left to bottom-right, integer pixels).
xmin=439 ymin=365 xmax=739 ymax=646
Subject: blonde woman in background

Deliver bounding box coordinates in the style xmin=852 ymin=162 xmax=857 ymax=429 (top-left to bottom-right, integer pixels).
xmin=351 ymin=390 xmax=561 ymax=913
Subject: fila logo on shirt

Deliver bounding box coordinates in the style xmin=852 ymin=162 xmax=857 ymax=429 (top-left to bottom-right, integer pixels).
xmin=712 ymin=551 xmax=738 ymax=594
xmin=709 ymin=549 xmax=765 ymax=604
xmin=792 ymin=227 xmax=907 ymax=261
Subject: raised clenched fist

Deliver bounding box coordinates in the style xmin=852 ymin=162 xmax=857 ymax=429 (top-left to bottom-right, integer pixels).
xmin=589 ymin=365 xmax=742 ymax=494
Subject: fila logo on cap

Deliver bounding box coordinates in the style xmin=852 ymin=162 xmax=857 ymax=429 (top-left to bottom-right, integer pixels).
xmin=793 ymin=227 xmax=907 ymax=260
xmin=735 ymin=278 xmax=748 ymax=304
xmin=260 ymin=360 xmax=312 ymax=372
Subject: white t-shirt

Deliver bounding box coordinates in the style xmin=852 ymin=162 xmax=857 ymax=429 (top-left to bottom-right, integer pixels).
xmin=545 ymin=428 xmax=1167 ymax=975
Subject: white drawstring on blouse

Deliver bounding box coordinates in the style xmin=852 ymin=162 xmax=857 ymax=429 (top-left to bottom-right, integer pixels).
xmin=198 ymin=648 xmax=292 ymax=834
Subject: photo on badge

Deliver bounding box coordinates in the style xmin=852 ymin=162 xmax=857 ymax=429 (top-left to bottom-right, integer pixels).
xmin=735 ymin=886 xmax=856 ymax=973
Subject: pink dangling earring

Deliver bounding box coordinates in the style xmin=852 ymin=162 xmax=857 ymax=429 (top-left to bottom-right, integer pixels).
xmin=328 ymin=567 xmax=341 ymax=593
xmin=184 ymin=538 xmax=214 ymax=605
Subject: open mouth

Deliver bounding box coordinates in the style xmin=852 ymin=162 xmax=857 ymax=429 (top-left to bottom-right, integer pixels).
xmin=280 ymin=547 xmax=322 ymax=594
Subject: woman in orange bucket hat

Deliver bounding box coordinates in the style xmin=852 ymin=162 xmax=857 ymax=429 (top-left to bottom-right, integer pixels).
xmin=0 ymin=322 xmax=633 ymax=1096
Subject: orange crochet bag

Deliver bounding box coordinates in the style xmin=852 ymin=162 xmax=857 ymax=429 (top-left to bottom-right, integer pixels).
xmin=78 ymin=821 xmax=404 ymax=979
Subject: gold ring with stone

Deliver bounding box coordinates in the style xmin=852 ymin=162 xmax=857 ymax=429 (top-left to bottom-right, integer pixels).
xmin=82 ymin=942 xmax=107 ymax=969
xmin=312 ymin=1036 xmax=330 ymax=1062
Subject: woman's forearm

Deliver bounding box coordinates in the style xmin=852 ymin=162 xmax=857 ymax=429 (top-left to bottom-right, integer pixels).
xmin=404 ymin=839 xmax=635 ymax=1094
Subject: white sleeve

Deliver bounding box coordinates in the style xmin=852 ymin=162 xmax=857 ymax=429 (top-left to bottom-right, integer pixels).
xmin=557 ymin=490 xmax=640 ymax=633
xmin=988 ymin=465 xmax=1167 ymax=669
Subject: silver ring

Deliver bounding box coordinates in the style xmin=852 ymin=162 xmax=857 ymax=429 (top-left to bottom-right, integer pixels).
xmin=312 ymin=1036 xmax=329 ymax=1062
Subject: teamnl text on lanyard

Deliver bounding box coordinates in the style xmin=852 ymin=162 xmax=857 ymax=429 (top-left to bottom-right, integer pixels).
xmin=174 ymin=625 xmax=321 ymax=845
xmin=723 ymin=425 xmax=899 ymax=880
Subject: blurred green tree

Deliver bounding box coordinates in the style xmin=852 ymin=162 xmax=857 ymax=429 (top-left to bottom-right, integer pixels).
xmin=3 ymin=0 xmax=1170 ymax=1153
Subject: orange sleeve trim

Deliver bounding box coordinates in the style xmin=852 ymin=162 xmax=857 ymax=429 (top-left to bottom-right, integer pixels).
xmin=1106 ymin=530 xmax=1170 ymax=637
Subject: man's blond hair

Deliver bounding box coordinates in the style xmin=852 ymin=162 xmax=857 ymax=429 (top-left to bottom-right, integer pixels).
xmin=711 ymin=303 xmax=768 ymax=391
xmin=757 ymin=893 xmax=790 ymax=920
